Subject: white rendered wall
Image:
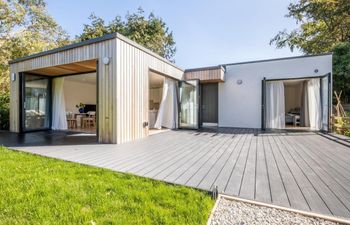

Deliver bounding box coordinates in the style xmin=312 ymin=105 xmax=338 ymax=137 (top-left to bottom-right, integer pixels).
xmin=218 ymin=54 xmax=332 ymax=128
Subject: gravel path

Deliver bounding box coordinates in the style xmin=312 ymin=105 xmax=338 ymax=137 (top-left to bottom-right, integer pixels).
xmin=209 ymin=197 xmax=341 ymax=225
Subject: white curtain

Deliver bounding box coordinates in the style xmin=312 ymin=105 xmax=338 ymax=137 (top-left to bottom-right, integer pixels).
xmin=307 ymin=78 xmax=322 ymax=130
xmin=266 ymin=81 xmax=285 ymax=129
xmin=52 ymin=77 xmax=68 ymax=130
xmin=154 ymin=78 xmax=178 ymax=129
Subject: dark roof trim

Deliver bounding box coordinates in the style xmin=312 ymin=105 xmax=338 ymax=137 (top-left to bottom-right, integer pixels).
xmin=10 ymin=33 xmax=117 ymax=64
xmin=222 ymin=52 xmax=333 ymax=67
xmin=185 ymin=65 xmax=225 ymax=73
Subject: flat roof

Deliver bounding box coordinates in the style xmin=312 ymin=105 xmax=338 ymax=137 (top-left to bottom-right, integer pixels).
xmin=222 ymin=52 xmax=332 ymax=67
xmin=184 ymin=53 xmax=332 ymax=73
xmin=9 ymin=32 xmax=183 ymax=71
xmin=9 ymin=33 xmax=117 ymax=64
xmin=184 ymin=65 xmax=224 ymax=73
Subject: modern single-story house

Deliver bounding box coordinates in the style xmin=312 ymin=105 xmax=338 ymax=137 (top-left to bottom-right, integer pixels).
xmin=9 ymin=32 xmax=332 ymax=144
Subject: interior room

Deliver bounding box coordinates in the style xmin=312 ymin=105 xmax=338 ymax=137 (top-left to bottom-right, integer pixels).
xmin=284 ymin=79 xmax=306 ymax=129
xmin=265 ymin=77 xmax=323 ymax=131
xmin=148 ymin=71 xmax=178 ymax=135
xmin=62 ymin=73 xmax=97 ymax=133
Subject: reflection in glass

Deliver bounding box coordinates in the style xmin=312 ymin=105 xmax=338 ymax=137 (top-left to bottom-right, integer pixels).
xmin=24 ymin=75 xmax=50 ymax=130
xmin=179 ymin=80 xmax=199 ymax=129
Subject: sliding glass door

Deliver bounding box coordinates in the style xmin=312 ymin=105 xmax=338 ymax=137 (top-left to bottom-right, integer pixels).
xmin=22 ymin=74 xmax=51 ymax=131
xmin=320 ymin=73 xmax=331 ymax=132
xmin=178 ymin=80 xmax=200 ymax=129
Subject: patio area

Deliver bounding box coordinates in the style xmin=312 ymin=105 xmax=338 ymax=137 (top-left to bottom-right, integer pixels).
xmin=2 ymin=128 xmax=350 ymax=219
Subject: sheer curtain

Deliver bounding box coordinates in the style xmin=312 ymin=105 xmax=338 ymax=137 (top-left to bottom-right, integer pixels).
xmin=307 ymin=78 xmax=321 ymax=130
xmin=51 ymin=77 xmax=68 ymax=130
xmin=266 ymin=81 xmax=285 ymax=129
xmin=154 ymin=78 xmax=178 ymax=129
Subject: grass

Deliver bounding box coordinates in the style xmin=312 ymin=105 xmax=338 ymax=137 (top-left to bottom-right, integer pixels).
xmin=0 ymin=147 xmax=214 ymax=225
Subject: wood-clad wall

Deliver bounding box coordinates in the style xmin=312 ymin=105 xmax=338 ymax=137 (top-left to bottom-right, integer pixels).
xmin=10 ymin=39 xmax=117 ymax=143
xmin=116 ymin=37 xmax=183 ymax=144
xmin=10 ymin=35 xmax=183 ymax=144
xmin=184 ymin=67 xmax=225 ymax=83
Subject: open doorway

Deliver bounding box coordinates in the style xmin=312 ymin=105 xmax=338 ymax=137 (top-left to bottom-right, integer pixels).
xmin=62 ymin=73 xmax=97 ymax=134
xmin=148 ymin=71 xmax=178 ymax=135
xmin=284 ymin=79 xmax=308 ymax=130
xmin=264 ymin=74 xmax=330 ymax=132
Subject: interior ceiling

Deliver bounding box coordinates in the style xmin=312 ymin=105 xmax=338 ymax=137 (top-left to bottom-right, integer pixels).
xmin=65 ymin=72 xmax=96 ymax=85
xmin=27 ymin=59 xmax=97 ymax=76
xmin=149 ymin=71 xmax=164 ymax=88
xmin=283 ymin=79 xmax=306 ymax=86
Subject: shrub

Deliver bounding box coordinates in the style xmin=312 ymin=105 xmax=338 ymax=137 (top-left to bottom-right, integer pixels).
xmin=0 ymin=92 xmax=10 ymax=130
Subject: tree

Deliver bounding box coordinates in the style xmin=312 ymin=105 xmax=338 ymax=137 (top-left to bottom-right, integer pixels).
xmin=0 ymin=0 xmax=70 ymax=94
xmin=270 ymin=0 xmax=350 ymax=54
xmin=77 ymin=8 xmax=176 ymax=61
xmin=333 ymin=42 xmax=350 ymax=103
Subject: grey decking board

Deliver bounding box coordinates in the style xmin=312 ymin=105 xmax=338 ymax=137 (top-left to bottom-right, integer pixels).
xmin=197 ymin=135 xmax=243 ymax=191
xmin=296 ymin=137 xmax=350 ymax=191
xmin=254 ymin=135 xmax=272 ymax=203
xmin=136 ymin=135 xmax=212 ymax=177
xmin=174 ymin=134 xmax=233 ymax=185
xmin=280 ymin=135 xmax=350 ymax=217
xmin=147 ymin=134 xmax=218 ymax=178
xmin=7 ymin=129 xmax=350 ymax=219
xmin=103 ymin=133 xmax=195 ymax=170
xmin=268 ymin=135 xmax=310 ymax=211
xmin=307 ymin=135 xmax=350 ymax=173
xmin=163 ymin=134 xmax=230 ymax=183
xmin=119 ymin=133 xmax=205 ymax=173
xmin=262 ymin=135 xmax=290 ymax=207
xmin=185 ymin=134 xmax=237 ymax=188
xmin=64 ymin=132 xmax=178 ymax=165
xmin=152 ymin=134 xmax=230 ymax=181
xmin=299 ymin=135 xmax=350 ymax=180
xmin=288 ymin=135 xmax=350 ymax=216
xmin=214 ymin=134 xmax=248 ymax=194
xmin=274 ymin=135 xmax=332 ymax=214
xmin=238 ymin=134 xmax=257 ymax=200
xmin=224 ymin=134 xmax=253 ymax=196
xmin=287 ymin=135 xmax=350 ymax=215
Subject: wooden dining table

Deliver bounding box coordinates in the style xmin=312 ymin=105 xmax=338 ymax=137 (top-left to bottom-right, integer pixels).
xmin=73 ymin=113 xmax=88 ymax=127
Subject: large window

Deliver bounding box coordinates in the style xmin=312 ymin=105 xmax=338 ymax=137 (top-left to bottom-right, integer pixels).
xmin=23 ymin=74 xmax=51 ymax=131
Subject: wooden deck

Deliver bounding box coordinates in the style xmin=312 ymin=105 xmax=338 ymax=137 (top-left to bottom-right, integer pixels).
xmin=8 ymin=129 xmax=350 ymax=219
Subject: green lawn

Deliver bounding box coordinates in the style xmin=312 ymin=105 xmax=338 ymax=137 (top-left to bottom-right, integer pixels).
xmin=0 ymin=147 xmax=214 ymax=225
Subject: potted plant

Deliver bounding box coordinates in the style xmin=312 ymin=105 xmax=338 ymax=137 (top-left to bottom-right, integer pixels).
xmin=76 ymin=103 xmax=85 ymax=113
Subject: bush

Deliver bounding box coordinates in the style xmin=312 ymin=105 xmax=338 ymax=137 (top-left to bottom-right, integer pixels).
xmin=344 ymin=129 xmax=350 ymax=137
xmin=0 ymin=92 xmax=10 ymax=130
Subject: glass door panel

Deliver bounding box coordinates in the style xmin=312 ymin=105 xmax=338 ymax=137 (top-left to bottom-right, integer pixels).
xmin=321 ymin=74 xmax=331 ymax=132
xmin=178 ymin=80 xmax=199 ymax=129
xmin=24 ymin=74 xmax=51 ymax=130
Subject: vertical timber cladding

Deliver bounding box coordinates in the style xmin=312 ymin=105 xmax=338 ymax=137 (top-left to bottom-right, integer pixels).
xmin=115 ymin=35 xmax=183 ymax=144
xmin=9 ymin=38 xmax=117 ymax=143
xmin=9 ymin=64 xmax=20 ymax=132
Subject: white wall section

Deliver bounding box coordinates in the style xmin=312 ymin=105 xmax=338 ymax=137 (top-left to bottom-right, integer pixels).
xmin=218 ymin=54 xmax=332 ymax=128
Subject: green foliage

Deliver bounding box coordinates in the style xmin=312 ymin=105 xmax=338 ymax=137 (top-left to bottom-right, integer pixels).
xmin=0 ymin=147 xmax=214 ymax=224
xmin=333 ymin=42 xmax=350 ymax=102
xmin=0 ymin=0 xmax=70 ymax=95
xmin=270 ymin=0 xmax=350 ymax=54
xmin=77 ymin=8 xmax=176 ymax=61
xmin=345 ymin=130 xmax=350 ymax=137
xmin=0 ymin=92 xmax=9 ymax=130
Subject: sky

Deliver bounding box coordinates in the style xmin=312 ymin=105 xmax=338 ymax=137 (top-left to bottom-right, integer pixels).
xmin=46 ymin=0 xmax=301 ymax=69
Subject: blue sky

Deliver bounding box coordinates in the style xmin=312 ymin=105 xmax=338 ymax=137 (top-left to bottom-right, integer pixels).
xmin=46 ymin=0 xmax=301 ymax=69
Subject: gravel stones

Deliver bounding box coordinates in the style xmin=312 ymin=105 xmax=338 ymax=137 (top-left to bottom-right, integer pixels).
xmin=209 ymin=198 xmax=341 ymax=225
